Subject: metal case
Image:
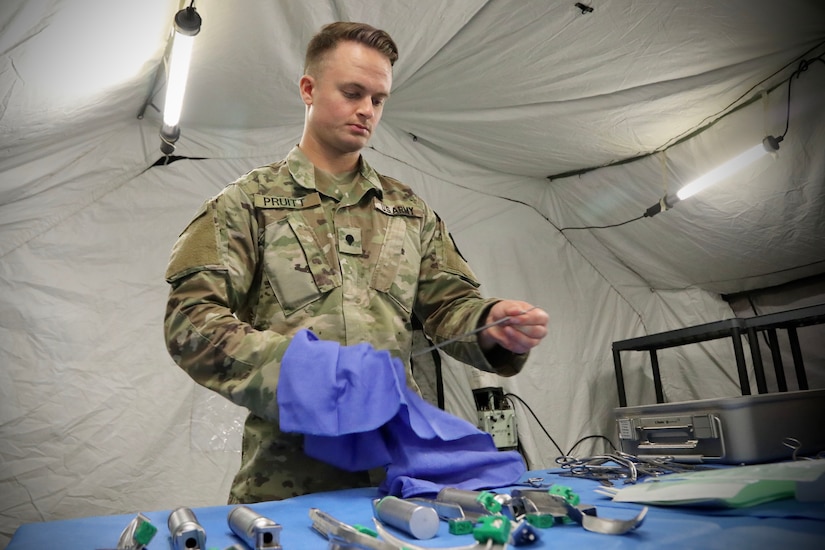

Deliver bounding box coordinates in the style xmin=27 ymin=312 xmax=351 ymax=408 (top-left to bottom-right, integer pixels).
xmin=614 ymin=388 xmax=825 ymax=464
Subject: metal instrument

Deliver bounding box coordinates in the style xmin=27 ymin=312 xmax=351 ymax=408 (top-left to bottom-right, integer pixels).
xmin=227 ymin=505 xmax=282 ymax=549
xmin=114 ymin=512 xmax=157 ymax=550
xmin=555 ymin=452 xmax=705 ymax=485
xmin=436 ymin=487 xmax=513 ymax=520
xmin=561 ymin=497 xmax=648 ymax=535
xmin=309 ymin=508 xmax=396 ymax=550
xmin=412 ymin=307 xmax=538 ymax=357
xmin=167 ymin=507 xmax=207 ymax=550
xmin=372 ymin=497 xmax=439 ymax=540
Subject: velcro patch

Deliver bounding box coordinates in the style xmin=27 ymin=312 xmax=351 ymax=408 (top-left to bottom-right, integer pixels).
xmin=255 ymin=193 xmax=321 ymax=209
xmin=374 ymin=198 xmax=421 ymax=217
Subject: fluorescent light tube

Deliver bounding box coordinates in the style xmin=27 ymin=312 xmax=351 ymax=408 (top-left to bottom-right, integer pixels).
xmin=162 ymin=32 xmax=195 ymax=128
xmin=676 ymin=144 xmax=768 ymax=201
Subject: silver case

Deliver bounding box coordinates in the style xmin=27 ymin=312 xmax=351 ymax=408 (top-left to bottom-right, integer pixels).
xmin=614 ymin=388 xmax=825 ymax=464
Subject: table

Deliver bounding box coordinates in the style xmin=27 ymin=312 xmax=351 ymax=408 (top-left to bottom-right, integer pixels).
xmin=612 ymin=303 xmax=825 ymax=407
xmin=8 ymin=469 xmax=825 ymax=549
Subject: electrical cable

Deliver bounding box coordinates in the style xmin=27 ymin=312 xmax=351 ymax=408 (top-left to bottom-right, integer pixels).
xmin=777 ymin=55 xmax=825 ymax=143
xmin=558 ymin=214 xmax=644 ymax=231
xmin=557 ymin=47 xmax=825 ymax=230
xmin=504 ymin=392 xmax=565 ymax=458
xmin=746 ymin=296 xmax=771 ymax=349
xmin=566 ymin=434 xmax=617 ymax=456
xmin=652 ymin=41 xmax=825 ymax=154
xmin=504 ymin=392 xmax=618 ymax=461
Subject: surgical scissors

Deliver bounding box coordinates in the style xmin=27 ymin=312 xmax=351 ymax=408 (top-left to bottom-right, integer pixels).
xmin=556 ymin=453 xmax=703 ymax=484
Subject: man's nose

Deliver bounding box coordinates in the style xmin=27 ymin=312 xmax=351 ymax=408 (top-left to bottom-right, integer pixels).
xmin=357 ymin=98 xmax=374 ymax=119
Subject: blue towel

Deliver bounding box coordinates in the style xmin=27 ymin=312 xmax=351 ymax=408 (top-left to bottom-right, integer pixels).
xmin=277 ymin=329 xmax=526 ymax=497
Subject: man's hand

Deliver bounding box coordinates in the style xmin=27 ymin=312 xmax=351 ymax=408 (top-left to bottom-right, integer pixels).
xmin=478 ymin=300 xmax=548 ymax=354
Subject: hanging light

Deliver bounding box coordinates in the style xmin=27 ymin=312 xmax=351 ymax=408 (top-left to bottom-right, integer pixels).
xmin=645 ymin=135 xmax=781 ymax=218
xmin=160 ymin=3 xmax=202 ymax=155
xmin=675 ymin=136 xmax=781 ymax=201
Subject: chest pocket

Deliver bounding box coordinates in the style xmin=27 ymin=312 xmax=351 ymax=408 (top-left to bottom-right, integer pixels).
xmin=262 ymin=213 xmax=340 ymax=315
xmin=370 ymin=215 xmax=420 ymax=314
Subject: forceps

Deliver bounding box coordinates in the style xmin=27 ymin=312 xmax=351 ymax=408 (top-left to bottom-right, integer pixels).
xmin=556 ymin=454 xmax=639 ymax=483
xmin=557 ymin=453 xmax=705 ymax=485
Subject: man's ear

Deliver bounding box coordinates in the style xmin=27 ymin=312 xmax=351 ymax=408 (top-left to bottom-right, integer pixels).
xmin=299 ymin=75 xmax=314 ymax=106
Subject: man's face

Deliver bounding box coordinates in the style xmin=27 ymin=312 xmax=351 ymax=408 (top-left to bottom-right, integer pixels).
xmin=301 ymin=41 xmax=392 ymax=158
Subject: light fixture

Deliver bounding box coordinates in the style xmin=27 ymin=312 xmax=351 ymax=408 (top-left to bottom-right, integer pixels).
xmin=676 ymin=136 xmax=781 ymax=201
xmin=160 ymin=3 xmax=202 ymax=155
xmin=557 ymin=51 xmax=818 ymax=231
xmin=645 ymin=134 xmax=781 ymax=218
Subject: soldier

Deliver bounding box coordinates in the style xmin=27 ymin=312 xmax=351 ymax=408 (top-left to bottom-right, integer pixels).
xmin=163 ymin=21 xmax=549 ymax=504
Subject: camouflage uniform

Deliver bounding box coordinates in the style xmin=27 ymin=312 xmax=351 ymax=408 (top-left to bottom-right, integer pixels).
xmin=164 ymin=146 xmax=527 ymax=503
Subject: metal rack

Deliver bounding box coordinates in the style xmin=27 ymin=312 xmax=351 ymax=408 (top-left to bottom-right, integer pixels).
xmin=612 ymin=303 xmax=825 ymax=407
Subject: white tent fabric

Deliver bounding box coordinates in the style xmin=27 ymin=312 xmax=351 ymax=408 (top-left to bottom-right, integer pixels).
xmin=2 ymin=0 xmax=825 ymax=546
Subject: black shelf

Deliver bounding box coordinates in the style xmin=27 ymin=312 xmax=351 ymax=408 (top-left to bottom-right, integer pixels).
xmin=612 ymin=303 xmax=825 ymax=407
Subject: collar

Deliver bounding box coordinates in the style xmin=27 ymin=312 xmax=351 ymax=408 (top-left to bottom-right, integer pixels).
xmin=286 ymin=146 xmax=384 ymax=200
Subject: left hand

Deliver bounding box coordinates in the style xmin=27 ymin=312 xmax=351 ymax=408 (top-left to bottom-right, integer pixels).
xmin=478 ymin=300 xmax=548 ymax=355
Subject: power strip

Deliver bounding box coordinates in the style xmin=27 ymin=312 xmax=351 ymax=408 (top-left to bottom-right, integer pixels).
xmin=473 ymin=387 xmax=518 ymax=449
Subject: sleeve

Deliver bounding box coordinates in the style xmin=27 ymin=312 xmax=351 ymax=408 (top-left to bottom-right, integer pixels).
xmin=163 ymin=185 xmax=289 ymax=421
xmin=414 ymin=207 xmax=527 ymax=377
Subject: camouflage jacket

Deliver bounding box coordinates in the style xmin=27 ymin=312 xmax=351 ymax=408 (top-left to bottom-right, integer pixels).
xmin=164 ymin=146 xmax=527 ymax=502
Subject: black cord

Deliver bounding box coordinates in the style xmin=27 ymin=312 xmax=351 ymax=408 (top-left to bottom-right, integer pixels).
xmin=745 ymin=296 xmax=776 ymax=354
xmin=780 ymin=56 xmax=825 ymax=140
xmin=652 ymin=42 xmax=825 ymax=155
xmin=554 ymin=48 xmax=825 ymax=229
xmin=544 ymin=40 xmax=825 ymax=182
xmin=505 ymin=392 xmax=618 ymax=460
xmin=558 ymin=214 xmax=644 ymax=231
xmin=566 ymin=434 xmax=617 ymax=456
xmin=747 ymin=296 xmax=760 ymax=317
xmin=504 ymin=393 xmax=566 ymax=457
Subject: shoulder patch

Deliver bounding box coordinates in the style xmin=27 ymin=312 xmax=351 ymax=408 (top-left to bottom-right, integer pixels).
xmin=165 ymin=203 xmax=223 ymax=283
